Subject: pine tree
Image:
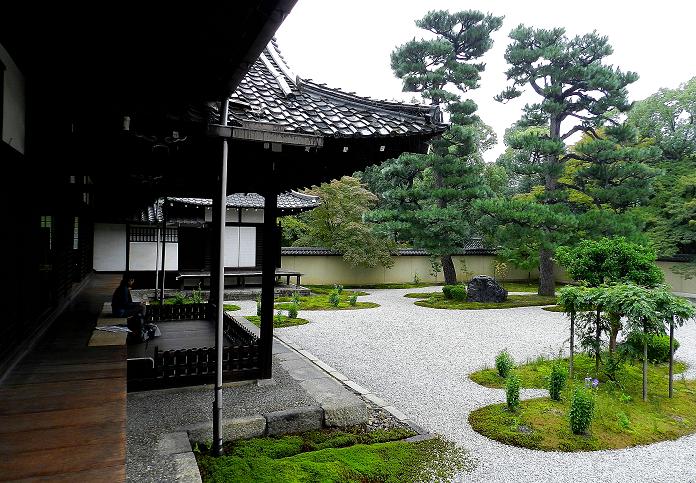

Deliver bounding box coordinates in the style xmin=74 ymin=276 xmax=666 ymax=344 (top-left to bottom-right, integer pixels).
xmin=373 ymin=10 xmax=503 ymax=284
xmin=491 ymin=26 xmax=638 ymax=295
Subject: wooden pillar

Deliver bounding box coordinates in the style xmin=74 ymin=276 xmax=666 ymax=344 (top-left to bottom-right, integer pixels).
xmin=125 ymin=223 xmax=131 ymax=273
xmin=260 ymin=186 xmax=278 ymax=379
xmin=159 ymin=202 xmax=167 ymax=305
xmin=212 ymin=99 xmax=229 ymax=456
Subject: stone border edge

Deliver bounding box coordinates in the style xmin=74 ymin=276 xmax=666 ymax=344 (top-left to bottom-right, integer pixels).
xmin=274 ymin=334 xmax=433 ymax=439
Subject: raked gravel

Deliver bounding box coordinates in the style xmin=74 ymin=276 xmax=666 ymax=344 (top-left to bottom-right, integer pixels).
xmin=266 ymin=287 xmax=696 ymax=483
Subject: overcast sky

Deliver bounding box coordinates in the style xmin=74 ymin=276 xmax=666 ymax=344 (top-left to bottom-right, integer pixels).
xmin=275 ymin=0 xmax=695 ymax=162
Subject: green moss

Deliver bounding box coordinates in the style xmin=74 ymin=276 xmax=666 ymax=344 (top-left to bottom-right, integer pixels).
xmin=468 ymin=354 xmax=696 ymax=451
xmin=196 ymin=428 xmax=473 ymax=483
xmin=245 ymin=315 xmax=309 ymax=328
xmin=223 ymin=304 xmax=241 ymax=312
xmin=541 ymin=304 xmax=565 ymax=312
xmin=413 ymin=293 xmax=557 ymax=310
xmin=307 ymin=285 xmax=369 ymax=296
xmin=338 ymin=282 xmax=445 ymax=290
xmin=275 ymin=294 xmax=379 ymax=311
xmin=403 ymin=292 xmax=436 ymax=299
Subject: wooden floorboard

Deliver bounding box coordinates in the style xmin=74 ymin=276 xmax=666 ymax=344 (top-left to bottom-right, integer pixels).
xmin=0 ymin=274 xmax=127 ymax=483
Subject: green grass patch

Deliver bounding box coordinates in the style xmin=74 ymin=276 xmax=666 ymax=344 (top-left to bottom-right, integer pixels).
xmin=541 ymin=304 xmax=565 ymax=312
xmin=404 ymin=292 xmax=437 ymax=299
xmin=223 ymin=304 xmax=241 ymax=312
xmin=468 ymin=354 xmax=696 ymax=451
xmin=195 ymin=428 xmax=473 ymax=483
xmin=275 ymin=294 xmax=379 ymax=311
xmin=413 ymin=293 xmax=557 ymax=310
xmin=244 ymin=315 xmax=308 ymax=328
xmin=306 ymin=285 xmax=369 ymax=296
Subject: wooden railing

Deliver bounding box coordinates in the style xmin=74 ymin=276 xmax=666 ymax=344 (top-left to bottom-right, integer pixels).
xmin=128 ymin=305 xmax=261 ymax=389
xmin=145 ymin=303 xmax=210 ymax=322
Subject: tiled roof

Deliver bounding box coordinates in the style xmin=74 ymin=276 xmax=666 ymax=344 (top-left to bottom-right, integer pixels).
xmin=168 ymin=191 xmax=319 ymax=210
xmin=222 ymin=39 xmax=446 ymax=138
xmin=282 ymin=239 xmax=495 ymax=256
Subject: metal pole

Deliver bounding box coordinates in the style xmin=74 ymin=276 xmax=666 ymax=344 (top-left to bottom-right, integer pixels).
xmin=159 ymin=200 xmax=167 ymax=305
xmin=213 ymin=99 xmax=229 ymax=456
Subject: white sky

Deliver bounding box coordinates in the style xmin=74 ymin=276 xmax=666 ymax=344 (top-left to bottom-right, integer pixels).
xmin=275 ymin=0 xmax=696 ymax=162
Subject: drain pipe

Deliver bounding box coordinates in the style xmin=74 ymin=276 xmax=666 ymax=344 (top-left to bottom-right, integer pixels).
xmin=213 ymin=98 xmax=229 ymax=456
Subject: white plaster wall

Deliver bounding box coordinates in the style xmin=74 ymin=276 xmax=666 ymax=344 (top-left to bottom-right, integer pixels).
xmin=241 ymin=208 xmax=264 ymax=223
xmin=93 ymin=223 xmax=126 ymax=271
xmin=129 ymin=242 xmax=178 ymax=271
xmin=1 ymin=43 xmax=25 ymax=154
xmin=204 ymin=208 xmax=242 ymax=223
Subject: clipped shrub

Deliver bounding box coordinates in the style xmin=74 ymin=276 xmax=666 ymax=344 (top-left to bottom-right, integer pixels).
xmin=622 ymin=331 xmax=679 ymax=363
xmin=328 ymin=289 xmax=341 ymax=307
xmin=506 ymin=372 xmax=520 ymax=411
xmin=548 ymin=363 xmax=567 ymax=401
xmin=348 ymin=294 xmax=358 ymax=306
xmin=275 ymin=309 xmax=284 ymax=323
xmin=449 ymin=285 xmax=466 ymax=301
xmin=288 ymin=302 xmax=299 ymax=319
xmin=172 ymin=292 xmax=187 ymax=305
xmin=442 ymin=285 xmax=454 ymax=299
xmin=291 ymin=292 xmax=301 ymax=304
xmin=334 ymin=284 xmax=344 ymax=295
xmin=569 ymin=386 xmax=595 ymax=435
xmin=495 ymin=350 xmax=515 ymax=379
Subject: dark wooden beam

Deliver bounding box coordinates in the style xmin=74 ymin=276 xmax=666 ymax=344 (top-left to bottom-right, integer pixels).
xmin=259 ymin=186 xmax=278 ymax=380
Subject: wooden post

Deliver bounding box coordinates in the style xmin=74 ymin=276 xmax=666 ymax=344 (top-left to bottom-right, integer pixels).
xmin=212 ymin=99 xmax=229 ymax=456
xmin=260 ymin=187 xmax=278 ymax=380
xmin=643 ymin=322 xmax=648 ymax=402
xmin=669 ymin=317 xmax=674 ymax=398
xmin=159 ymin=202 xmax=167 ymax=305
xmin=569 ymin=312 xmax=575 ymax=379
xmin=154 ymin=223 xmax=160 ymax=300
xmin=595 ymin=308 xmax=601 ymax=375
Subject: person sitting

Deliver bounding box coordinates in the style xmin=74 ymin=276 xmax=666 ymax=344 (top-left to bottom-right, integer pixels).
xmin=112 ymin=273 xmax=144 ymax=318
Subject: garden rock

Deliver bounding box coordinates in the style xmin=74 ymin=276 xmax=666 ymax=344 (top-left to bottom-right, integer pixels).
xmin=466 ymin=275 xmax=507 ymax=302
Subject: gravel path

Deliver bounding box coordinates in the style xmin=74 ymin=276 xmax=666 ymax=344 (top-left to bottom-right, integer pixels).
xmin=274 ymin=287 xmax=696 ymax=483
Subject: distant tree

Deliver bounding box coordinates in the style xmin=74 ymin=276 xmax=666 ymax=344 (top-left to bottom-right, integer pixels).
xmin=279 ymin=215 xmax=307 ymax=246
xmin=492 ymin=25 xmax=638 ymax=295
xmin=371 ymin=9 xmax=503 ymax=284
xmin=564 ymin=124 xmax=661 ymax=213
xmin=293 ymin=177 xmax=394 ymax=268
xmin=628 ymin=76 xmax=696 ymax=160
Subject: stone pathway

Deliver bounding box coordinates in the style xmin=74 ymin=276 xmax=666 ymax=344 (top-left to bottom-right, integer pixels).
xmin=274 ymin=287 xmax=696 ymax=483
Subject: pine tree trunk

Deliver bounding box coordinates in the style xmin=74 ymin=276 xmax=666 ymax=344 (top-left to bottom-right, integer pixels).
xmin=441 ymin=255 xmax=457 ymax=285
xmin=538 ymin=248 xmax=555 ymax=296
xmin=643 ymin=323 xmax=648 ymax=402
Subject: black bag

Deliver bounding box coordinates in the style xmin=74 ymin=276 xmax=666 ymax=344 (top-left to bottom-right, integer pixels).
xmin=127 ymin=315 xmax=146 ymax=343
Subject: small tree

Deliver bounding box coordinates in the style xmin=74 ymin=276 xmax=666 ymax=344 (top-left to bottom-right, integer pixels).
xmin=556 ymin=237 xmax=664 ymax=352
xmin=653 ymin=289 xmax=696 ymax=397
xmin=604 ymin=284 xmax=663 ymax=402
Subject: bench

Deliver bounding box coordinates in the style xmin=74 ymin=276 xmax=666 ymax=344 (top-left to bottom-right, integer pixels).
xmin=176 ymin=269 xmax=303 ymax=290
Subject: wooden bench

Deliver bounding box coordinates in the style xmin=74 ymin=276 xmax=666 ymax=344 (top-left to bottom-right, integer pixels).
xmin=176 ymin=268 xmax=303 ymax=289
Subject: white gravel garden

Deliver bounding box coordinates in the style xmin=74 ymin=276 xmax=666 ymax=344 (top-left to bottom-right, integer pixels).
xmin=269 ymin=287 xmax=696 ymax=483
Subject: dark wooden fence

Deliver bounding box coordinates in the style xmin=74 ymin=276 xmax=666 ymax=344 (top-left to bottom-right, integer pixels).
xmin=145 ymin=303 xmax=210 ymax=322
xmin=128 ymin=305 xmax=260 ymax=389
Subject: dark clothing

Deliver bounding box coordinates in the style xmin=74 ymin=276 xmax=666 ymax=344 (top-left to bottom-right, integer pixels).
xmin=112 ymin=283 xmax=142 ymax=318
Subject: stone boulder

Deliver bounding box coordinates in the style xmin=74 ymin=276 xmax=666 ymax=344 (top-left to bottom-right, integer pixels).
xmin=466 ymin=275 xmax=507 ymax=302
